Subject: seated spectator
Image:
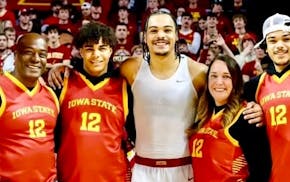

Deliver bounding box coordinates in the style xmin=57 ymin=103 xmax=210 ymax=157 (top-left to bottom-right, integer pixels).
xmin=131 ymin=44 xmax=143 ymax=57
xmin=42 ymin=25 xmax=72 ymax=82
xmin=42 ymin=0 xmax=62 ymax=27
xmin=3 ymin=27 xmax=16 ymax=51
xmin=198 ymin=34 xmax=234 ymax=64
xmin=210 ymin=0 xmax=233 ymax=36
xmin=91 ymin=0 xmax=106 ymax=24
xmin=234 ymin=33 xmax=256 ymax=69
xmin=0 ymin=19 xmax=13 ymax=33
xmin=109 ymin=6 xmax=139 ymax=45
xmin=0 ymin=33 xmax=14 ymax=73
xmin=178 ymin=12 xmax=202 ymax=60
xmin=15 ymin=8 xmax=33 ymax=37
xmin=225 ymin=13 xmax=257 ymax=55
xmin=0 ymin=0 xmax=16 ymax=27
xmin=177 ymin=38 xmax=197 ymax=60
xmin=175 ymin=6 xmax=186 ymax=27
xmin=114 ymin=22 xmax=134 ymax=57
xmin=80 ymin=2 xmax=92 ymax=22
xmin=185 ymin=0 xmax=207 ymax=28
xmin=28 ymin=8 xmax=42 ymax=34
xmin=56 ymin=4 xmax=78 ymax=36
xmin=241 ymin=45 xmax=267 ymax=82
xmin=196 ymin=15 xmax=207 ymax=39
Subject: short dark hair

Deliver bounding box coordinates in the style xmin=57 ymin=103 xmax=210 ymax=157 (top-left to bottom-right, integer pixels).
xmin=74 ymin=22 xmax=117 ymax=49
xmin=45 ymin=25 xmax=60 ymax=34
xmin=115 ymin=22 xmax=128 ymax=30
xmin=232 ymin=13 xmax=247 ymax=24
xmin=181 ymin=12 xmax=193 ymax=19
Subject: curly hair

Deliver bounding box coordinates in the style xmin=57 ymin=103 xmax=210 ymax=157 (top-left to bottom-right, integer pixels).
xmin=74 ymin=22 xmax=117 ymax=49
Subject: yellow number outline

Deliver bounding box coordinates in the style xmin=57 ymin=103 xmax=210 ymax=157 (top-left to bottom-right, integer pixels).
xmin=29 ymin=119 xmax=46 ymax=138
xmin=80 ymin=112 xmax=101 ymax=132
xmin=191 ymin=138 xmax=204 ymax=158
xmin=270 ymin=105 xmax=287 ymax=126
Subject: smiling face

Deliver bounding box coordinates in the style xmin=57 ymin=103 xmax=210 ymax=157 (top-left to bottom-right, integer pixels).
xmin=14 ymin=33 xmax=48 ymax=87
xmin=266 ymin=30 xmax=290 ymax=72
xmin=208 ymin=60 xmax=233 ymax=106
xmin=144 ymin=13 xmax=178 ymax=57
xmin=80 ymin=38 xmax=112 ymax=77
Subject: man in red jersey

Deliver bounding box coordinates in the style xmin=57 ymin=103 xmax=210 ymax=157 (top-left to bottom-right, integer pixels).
xmin=244 ymin=13 xmax=290 ymax=182
xmin=0 ymin=33 xmax=59 ymax=182
xmin=53 ymin=22 xmax=132 ymax=182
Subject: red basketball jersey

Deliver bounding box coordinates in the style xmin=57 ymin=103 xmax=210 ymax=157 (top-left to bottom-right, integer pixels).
xmin=256 ymin=71 xmax=290 ymax=182
xmin=0 ymin=72 xmax=59 ymax=182
xmin=189 ymin=109 xmax=249 ymax=182
xmin=57 ymin=71 xmax=129 ymax=182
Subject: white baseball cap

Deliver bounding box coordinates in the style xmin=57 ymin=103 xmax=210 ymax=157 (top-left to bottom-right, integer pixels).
xmin=81 ymin=2 xmax=91 ymax=10
xmin=255 ymin=13 xmax=290 ymax=48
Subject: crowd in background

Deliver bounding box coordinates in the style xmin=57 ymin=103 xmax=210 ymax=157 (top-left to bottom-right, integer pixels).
xmin=2 ymin=0 xmax=290 ymax=181
xmin=0 ymin=0 xmax=286 ymax=81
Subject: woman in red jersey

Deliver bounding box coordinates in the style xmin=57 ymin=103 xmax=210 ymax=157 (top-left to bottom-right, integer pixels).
xmin=188 ymin=54 xmax=272 ymax=182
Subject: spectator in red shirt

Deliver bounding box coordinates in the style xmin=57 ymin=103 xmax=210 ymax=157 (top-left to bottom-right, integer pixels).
xmin=42 ymin=0 xmax=62 ymax=27
xmin=0 ymin=0 xmax=16 ymax=27
xmin=109 ymin=6 xmax=139 ymax=45
xmin=210 ymin=0 xmax=233 ymax=36
xmin=15 ymin=8 xmax=32 ymax=37
xmin=186 ymin=0 xmax=207 ymax=28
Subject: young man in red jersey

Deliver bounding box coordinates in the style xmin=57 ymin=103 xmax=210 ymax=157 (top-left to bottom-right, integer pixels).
xmin=53 ymin=22 xmax=132 ymax=182
xmin=0 ymin=33 xmax=59 ymax=182
xmin=244 ymin=13 xmax=290 ymax=182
